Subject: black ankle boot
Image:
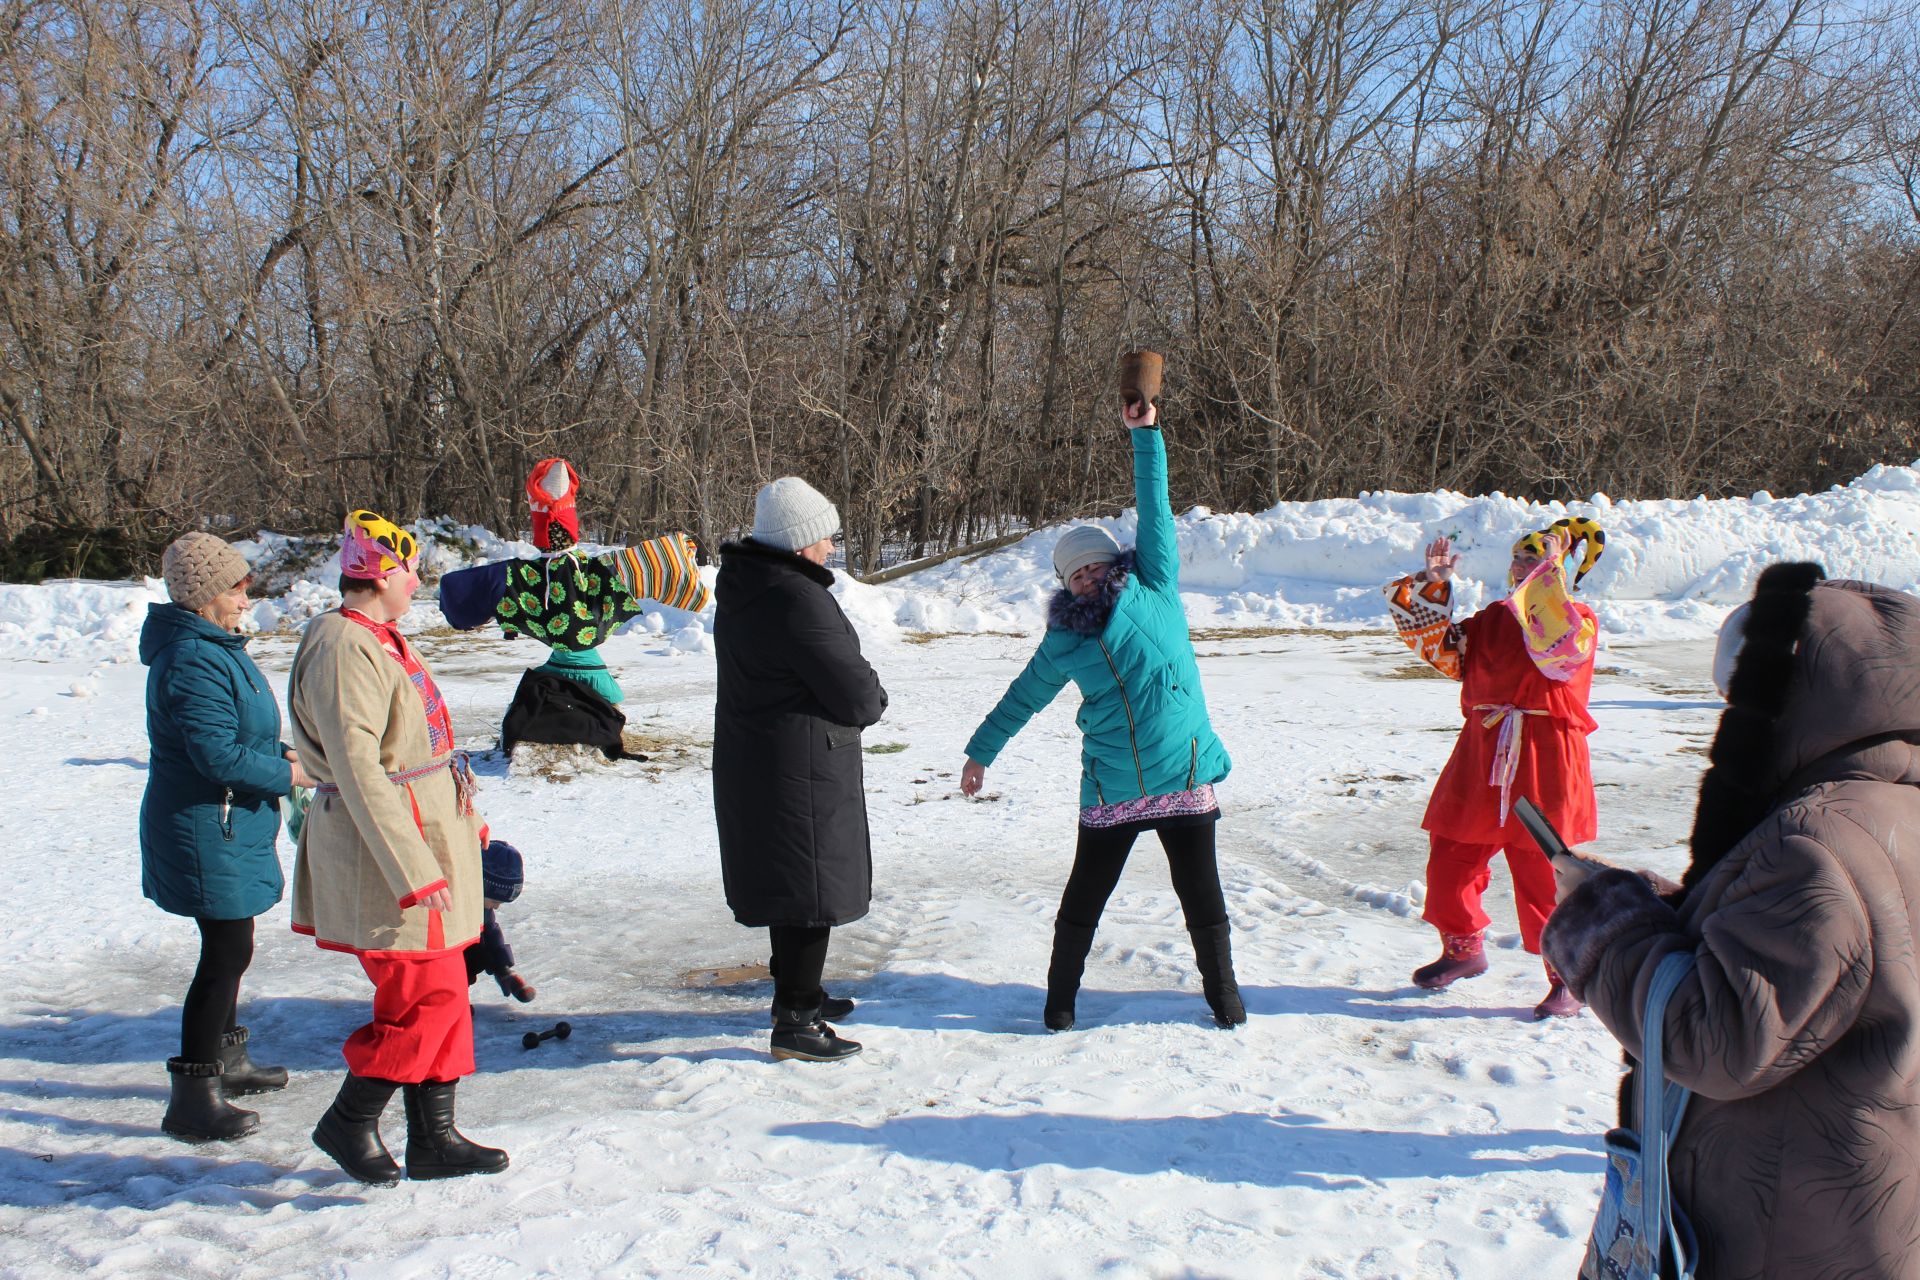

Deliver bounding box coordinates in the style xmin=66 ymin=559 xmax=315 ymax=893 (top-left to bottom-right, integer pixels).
xmin=313 ymin=1073 xmax=401 ymax=1184
xmin=770 ymin=1004 xmax=863 ymax=1061
xmin=1189 ymin=923 xmax=1247 ymax=1028
xmin=162 ymin=1057 xmax=259 ymax=1141
xmin=216 ymin=1027 xmax=288 ymax=1096
xmin=767 ymin=993 xmax=855 ymax=1025
xmin=403 ymin=1080 xmax=509 ymax=1179
xmin=1044 ymin=921 xmax=1097 ymax=1031
xmin=766 ymin=950 xmax=854 ymax=1024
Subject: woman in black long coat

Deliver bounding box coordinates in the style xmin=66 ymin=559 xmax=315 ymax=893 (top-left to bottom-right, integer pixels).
xmin=713 ymin=476 xmax=887 ymax=1062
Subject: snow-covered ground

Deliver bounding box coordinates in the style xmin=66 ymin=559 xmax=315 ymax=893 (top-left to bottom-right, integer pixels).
xmin=0 ymin=465 xmax=1910 ymax=1278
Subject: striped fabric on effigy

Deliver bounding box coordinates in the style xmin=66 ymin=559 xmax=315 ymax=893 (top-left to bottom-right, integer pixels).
xmin=614 ymin=532 xmax=711 ymax=613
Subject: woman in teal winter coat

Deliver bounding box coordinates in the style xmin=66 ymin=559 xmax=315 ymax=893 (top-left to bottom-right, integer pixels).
xmin=141 ymin=533 xmax=312 ymax=1141
xmin=961 ymin=399 xmax=1241 ymax=1030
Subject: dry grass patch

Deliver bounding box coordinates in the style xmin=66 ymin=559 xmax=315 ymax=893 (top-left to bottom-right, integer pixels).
xmin=509 ymin=743 xmax=618 ymax=782
xmin=902 ymin=629 xmax=1028 ymax=645
xmin=620 ymin=728 xmax=711 ymax=762
xmin=403 ymin=628 xmax=517 ymax=657
xmin=1379 ymin=665 xmax=1452 ymax=681
xmin=505 ymin=728 xmax=710 ymax=783
xmin=1190 ymin=625 xmax=1392 ymax=642
xmin=1648 ymin=683 xmax=1719 ymax=700
xmin=679 ymin=963 xmax=769 ymax=989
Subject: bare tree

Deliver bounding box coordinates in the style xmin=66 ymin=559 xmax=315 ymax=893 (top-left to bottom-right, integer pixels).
xmin=1 ymin=0 xmax=1916 ymax=578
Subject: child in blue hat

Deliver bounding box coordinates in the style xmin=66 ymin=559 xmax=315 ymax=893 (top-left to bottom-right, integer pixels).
xmin=465 ymin=840 xmax=535 ymax=1002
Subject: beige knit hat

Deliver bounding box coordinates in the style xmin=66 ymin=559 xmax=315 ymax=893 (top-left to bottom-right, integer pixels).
xmin=161 ymin=533 xmax=251 ymax=612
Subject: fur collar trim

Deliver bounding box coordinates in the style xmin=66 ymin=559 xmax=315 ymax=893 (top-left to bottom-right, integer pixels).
xmin=1683 ymin=561 xmax=1824 ymax=891
xmin=1047 ymin=551 xmax=1135 ymax=635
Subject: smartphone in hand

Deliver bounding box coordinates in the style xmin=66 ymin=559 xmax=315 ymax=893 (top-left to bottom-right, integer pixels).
xmin=1514 ymin=797 xmax=1612 ymax=872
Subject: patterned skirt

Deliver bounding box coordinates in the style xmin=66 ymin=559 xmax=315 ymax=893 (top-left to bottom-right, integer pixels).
xmin=1079 ymin=783 xmax=1221 ymax=834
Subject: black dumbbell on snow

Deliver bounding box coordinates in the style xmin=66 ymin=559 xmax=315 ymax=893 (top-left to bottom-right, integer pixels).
xmin=522 ymin=1021 xmax=571 ymax=1050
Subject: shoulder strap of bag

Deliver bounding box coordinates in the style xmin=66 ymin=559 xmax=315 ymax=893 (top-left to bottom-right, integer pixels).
xmin=1637 ymin=949 xmax=1696 ymax=1278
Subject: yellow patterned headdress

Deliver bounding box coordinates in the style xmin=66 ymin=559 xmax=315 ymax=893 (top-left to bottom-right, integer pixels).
xmin=342 ymin=509 xmax=419 ymax=579
xmin=1512 ymin=516 xmax=1606 ymax=588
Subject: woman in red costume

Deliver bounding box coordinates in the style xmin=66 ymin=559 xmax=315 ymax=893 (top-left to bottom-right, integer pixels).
xmin=1383 ymin=518 xmax=1605 ymax=1019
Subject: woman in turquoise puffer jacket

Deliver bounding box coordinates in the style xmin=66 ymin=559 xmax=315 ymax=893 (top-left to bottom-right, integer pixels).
xmin=961 ymin=395 xmax=1240 ymax=1031
xmin=141 ymin=533 xmax=312 ymax=1142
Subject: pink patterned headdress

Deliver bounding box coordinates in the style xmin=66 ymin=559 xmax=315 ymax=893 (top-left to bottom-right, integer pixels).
xmin=341 ymin=509 xmax=418 ymax=580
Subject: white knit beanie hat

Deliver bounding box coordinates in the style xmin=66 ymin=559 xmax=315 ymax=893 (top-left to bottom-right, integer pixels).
xmin=1052 ymin=525 xmax=1121 ymax=585
xmin=753 ymin=477 xmax=840 ymax=552
xmin=1711 ymin=601 xmax=1751 ymax=699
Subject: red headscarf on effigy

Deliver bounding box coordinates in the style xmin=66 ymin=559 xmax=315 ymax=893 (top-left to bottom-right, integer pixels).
xmin=527 ymin=459 xmax=580 ymax=550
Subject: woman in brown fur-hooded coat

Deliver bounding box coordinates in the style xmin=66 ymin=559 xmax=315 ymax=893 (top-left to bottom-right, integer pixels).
xmin=1544 ymin=562 xmax=1920 ymax=1279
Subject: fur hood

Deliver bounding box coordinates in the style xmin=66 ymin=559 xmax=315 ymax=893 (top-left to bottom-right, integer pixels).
xmin=1046 ymin=551 xmax=1135 ymax=635
xmin=1684 ymin=562 xmax=1920 ymax=890
xmin=1683 ymin=562 xmax=1823 ymax=888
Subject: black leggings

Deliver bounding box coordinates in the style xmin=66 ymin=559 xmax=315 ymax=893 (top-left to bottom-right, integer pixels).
xmin=181 ymin=917 xmax=254 ymax=1063
xmin=1057 ymin=822 xmax=1228 ymax=930
xmin=767 ymin=925 xmax=831 ymax=1011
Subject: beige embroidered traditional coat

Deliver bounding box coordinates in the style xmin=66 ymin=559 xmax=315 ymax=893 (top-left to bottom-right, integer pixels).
xmin=288 ymin=611 xmax=483 ymax=955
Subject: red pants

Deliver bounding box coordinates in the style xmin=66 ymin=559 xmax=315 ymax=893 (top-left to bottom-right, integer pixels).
xmin=1422 ymin=833 xmax=1558 ymax=953
xmin=343 ymin=950 xmax=475 ymax=1083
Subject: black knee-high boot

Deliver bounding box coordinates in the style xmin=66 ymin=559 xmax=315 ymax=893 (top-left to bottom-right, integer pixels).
xmin=312 ymin=1073 xmax=401 ymax=1184
xmin=403 ymin=1079 xmax=509 ymax=1179
xmin=1188 ymin=923 xmax=1246 ymax=1028
xmin=1044 ymin=921 xmax=1097 ymax=1031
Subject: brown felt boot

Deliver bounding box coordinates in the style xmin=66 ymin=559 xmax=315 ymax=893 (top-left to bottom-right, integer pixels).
xmin=1412 ymin=930 xmax=1489 ymax=989
xmin=1533 ymin=960 xmax=1584 ymax=1020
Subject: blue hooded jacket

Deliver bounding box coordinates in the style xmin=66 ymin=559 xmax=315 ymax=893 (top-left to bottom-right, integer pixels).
xmin=965 ymin=427 xmax=1231 ymax=807
xmin=139 ymin=603 xmax=291 ymax=919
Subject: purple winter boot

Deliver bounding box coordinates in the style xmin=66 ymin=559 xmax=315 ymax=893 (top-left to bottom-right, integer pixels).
xmin=1412 ymin=931 xmax=1488 ymax=989
xmin=1532 ymin=961 xmax=1584 ymax=1020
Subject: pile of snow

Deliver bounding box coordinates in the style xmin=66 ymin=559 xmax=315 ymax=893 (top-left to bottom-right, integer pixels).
xmin=9 ymin=461 xmax=1920 ymax=662
xmin=0 ymin=578 xmax=166 ymax=663
xmin=844 ymin=461 xmax=1920 ymax=644
xmin=247 ymin=578 xmax=340 ymax=633
xmin=234 ymin=518 xmax=533 ymax=595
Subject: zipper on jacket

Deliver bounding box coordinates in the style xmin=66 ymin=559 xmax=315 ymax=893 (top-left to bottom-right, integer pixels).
xmin=1096 ymin=639 xmax=1147 ymax=793
xmin=1089 ymin=761 xmax=1105 ymax=805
